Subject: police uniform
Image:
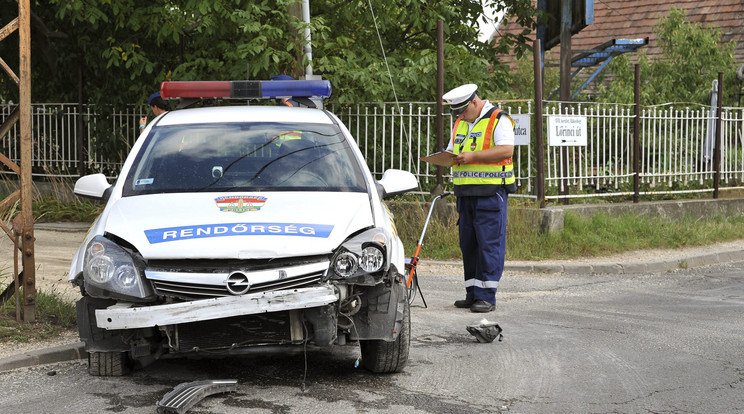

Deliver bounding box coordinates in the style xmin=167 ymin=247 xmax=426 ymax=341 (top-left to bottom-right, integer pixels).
xmin=443 ymin=84 xmax=515 ymax=312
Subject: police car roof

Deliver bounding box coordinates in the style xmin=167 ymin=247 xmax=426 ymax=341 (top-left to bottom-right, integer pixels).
xmin=157 ymin=105 xmax=334 ymax=126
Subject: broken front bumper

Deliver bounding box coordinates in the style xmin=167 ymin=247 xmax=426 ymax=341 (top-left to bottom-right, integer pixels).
xmin=95 ymin=286 xmax=339 ymax=330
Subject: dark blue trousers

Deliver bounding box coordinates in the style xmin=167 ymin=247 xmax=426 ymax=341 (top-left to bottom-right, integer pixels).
xmin=456 ymin=188 xmax=508 ymax=304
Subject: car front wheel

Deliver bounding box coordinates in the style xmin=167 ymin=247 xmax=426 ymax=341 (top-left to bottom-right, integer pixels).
xmin=359 ymin=300 xmax=410 ymax=373
xmin=88 ymin=351 xmax=131 ymax=376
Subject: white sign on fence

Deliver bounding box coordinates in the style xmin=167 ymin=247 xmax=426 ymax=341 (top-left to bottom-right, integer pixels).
xmin=512 ymin=114 xmax=530 ymax=146
xmin=547 ymin=115 xmax=587 ymax=146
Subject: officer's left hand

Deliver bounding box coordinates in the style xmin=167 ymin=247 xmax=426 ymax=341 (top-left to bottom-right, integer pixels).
xmin=455 ymin=152 xmax=475 ymax=164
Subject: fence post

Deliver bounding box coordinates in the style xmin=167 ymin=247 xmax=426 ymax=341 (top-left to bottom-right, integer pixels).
xmin=633 ymin=64 xmax=640 ymax=203
xmin=713 ymin=71 xmax=723 ymax=198
xmin=76 ymin=57 xmax=86 ymax=177
xmin=534 ymin=39 xmax=546 ymax=208
xmin=558 ymin=0 xmax=572 ymax=205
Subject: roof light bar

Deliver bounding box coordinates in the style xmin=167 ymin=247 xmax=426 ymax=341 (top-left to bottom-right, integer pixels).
xmin=160 ymin=80 xmax=332 ymax=100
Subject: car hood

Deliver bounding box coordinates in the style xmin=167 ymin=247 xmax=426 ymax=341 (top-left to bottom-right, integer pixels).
xmin=102 ymin=192 xmax=373 ymax=260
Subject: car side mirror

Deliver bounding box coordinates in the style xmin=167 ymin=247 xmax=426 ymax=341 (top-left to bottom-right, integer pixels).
xmin=377 ymin=169 xmax=418 ymax=199
xmin=74 ymin=173 xmax=112 ymax=202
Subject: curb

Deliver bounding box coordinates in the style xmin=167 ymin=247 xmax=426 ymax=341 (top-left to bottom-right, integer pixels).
xmin=0 ymin=342 xmax=86 ymax=372
xmin=33 ymin=222 xmax=91 ymax=232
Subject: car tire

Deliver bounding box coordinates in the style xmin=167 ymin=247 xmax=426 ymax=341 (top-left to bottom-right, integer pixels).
xmin=360 ymin=300 xmax=410 ymax=373
xmin=88 ymin=351 xmax=131 ymax=376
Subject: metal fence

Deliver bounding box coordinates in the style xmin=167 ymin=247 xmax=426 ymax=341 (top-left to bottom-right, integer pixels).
xmin=2 ymin=100 xmax=743 ymax=199
xmin=0 ymin=103 xmax=146 ymax=177
xmin=327 ymin=101 xmax=534 ymax=193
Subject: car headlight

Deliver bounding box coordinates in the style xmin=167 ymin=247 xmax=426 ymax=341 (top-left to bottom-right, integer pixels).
xmin=84 ymin=236 xmax=153 ymax=300
xmin=333 ymin=251 xmax=359 ymax=277
xmin=359 ymin=244 xmax=385 ymax=272
xmin=330 ymin=229 xmax=389 ymax=281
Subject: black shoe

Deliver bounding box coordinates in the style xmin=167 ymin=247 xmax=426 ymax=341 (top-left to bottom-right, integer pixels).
xmin=454 ymin=298 xmax=475 ymax=308
xmin=470 ymin=300 xmax=495 ymax=313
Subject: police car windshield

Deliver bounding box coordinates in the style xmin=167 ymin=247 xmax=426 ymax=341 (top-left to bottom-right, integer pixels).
xmin=122 ymin=122 xmax=367 ymax=196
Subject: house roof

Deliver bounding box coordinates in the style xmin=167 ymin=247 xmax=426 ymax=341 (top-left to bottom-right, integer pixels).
xmin=496 ymin=0 xmax=744 ymax=67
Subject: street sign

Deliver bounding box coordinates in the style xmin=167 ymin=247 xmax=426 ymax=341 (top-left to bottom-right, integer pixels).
xmin=512 ymin=114 xmax=530 ymax=146
xmin=547 ymin=115 xmax=587 ymax=146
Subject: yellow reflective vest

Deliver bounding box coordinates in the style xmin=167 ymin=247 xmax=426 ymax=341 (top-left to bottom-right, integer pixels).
xmin=451 ymin=108 xmax=515 ymax=195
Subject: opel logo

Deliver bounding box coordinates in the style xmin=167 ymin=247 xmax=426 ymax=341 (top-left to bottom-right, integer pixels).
xmin=225 ymin=272 xmax=251 ymax=295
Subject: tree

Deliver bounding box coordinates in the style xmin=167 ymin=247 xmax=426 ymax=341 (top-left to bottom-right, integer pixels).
xmin=596 ymin=7 xmax=737 ymax=106
xmin=310 ymin=0 xmax=538 ymax=103
xmin=0 ymin=0 xmax=539 ymax=105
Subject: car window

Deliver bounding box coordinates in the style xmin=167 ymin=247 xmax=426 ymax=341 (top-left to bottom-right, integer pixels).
xmin=122 ymin=122 xmax=367 ymax=196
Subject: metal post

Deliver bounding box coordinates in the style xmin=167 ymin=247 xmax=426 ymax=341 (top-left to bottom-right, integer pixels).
xmin=301 ymin=0 xmax=314 ymax=78
xmin=713 ymin=71 xmax=723 ymax=198
xmin=77 ymin=56 xmax=85 ymax=176
xmin=19 ymin=0 xmax=35 ymax=322
xmin=435 ymin=20 xmax=444 ymax=193
xmin=633 ymin=64 xmax=640 ymax=203
xmin=14 ymin=231 xmax=20 ymax=322
xmin=559 ymin=0 xmax=572 ymax=204
xmin=534 ymin=39 xmax=546 ymax=208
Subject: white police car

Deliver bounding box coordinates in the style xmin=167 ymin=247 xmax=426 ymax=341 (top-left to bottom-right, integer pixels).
xmin=69 ymin=80 xmax=418 ymax=376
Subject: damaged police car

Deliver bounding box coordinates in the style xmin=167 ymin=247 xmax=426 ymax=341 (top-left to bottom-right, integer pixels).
xmin=70 ymin=80 xmax=418 ymax=376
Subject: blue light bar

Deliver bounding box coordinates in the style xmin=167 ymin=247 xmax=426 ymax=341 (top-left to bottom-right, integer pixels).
xmin=261 ymin=80 xmax=332 ymax=99
xmin=160 ymin=80 xmax=332 ymax=100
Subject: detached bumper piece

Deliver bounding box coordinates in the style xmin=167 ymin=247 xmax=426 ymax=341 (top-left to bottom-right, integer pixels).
xmin=95 ymin=286 xmax=338 ymax=330
xmin=157 ymin=379 xmax=238 ymax=414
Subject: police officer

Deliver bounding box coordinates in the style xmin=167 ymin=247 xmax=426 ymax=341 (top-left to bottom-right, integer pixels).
xmin=138 ymin=92 xmax=170 ymax=131
xmin=443 ymin=84 xmax=515 ymax=313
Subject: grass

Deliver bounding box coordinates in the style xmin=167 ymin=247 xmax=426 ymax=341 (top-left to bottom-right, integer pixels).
xmin=33 ymin=195 xmax=103 ymax=223
xmin=0 ymin=286 xmax=77 ymax=344
xmin=1 ymin=175 xmax=104 ymax=223
xmin=0 ymin=192 xmax=103 ymax=224
xmin=390 ymin=198 xmax=744 ymax=261
xmin=511 ymin=210 xmax=744 ymax=261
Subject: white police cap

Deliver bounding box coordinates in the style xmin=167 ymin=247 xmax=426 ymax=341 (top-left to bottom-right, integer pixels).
xmin=442 ymin=84 xmax=477 ymax=116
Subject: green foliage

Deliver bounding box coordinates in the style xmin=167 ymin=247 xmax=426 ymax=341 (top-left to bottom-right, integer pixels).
xmin=0 ymin=0 xmax=539 ymax=105
xmin=502 ymin=50 xmax=560 ymax=99
xmin=0 ymin=287 xmax=77 ymax=343
xmin=510 ymin=210 xmax=744 ymax=261
xmin=33 ymin=195 xmax=103 ymax=223
xmin=596 ymin=7 xmax=738 ymax=105
xmin=312 ymin=0 xmax=537 ymax=103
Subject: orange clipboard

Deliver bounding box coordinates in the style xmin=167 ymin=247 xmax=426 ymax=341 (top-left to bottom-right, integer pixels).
xmin=421 ymin=150 xmax=457 ymax=167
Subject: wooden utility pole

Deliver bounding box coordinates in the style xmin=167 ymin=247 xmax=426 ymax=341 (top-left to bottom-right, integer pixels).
xmin=633 ymin=64 xmax=640 ymax=203
xmin=713 ymin=71 xmax=723 ymax=199
xmin=0 ymin=0 xmax=35 ymax=321
xmin=19 ymin=0 xmax=35 ymax=322
xmin=534 ymin=39 xmax=546 ymax=208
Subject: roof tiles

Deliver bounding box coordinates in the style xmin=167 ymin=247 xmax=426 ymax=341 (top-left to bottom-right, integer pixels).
xmin=496 ymin=0 xmax=744 ymax=66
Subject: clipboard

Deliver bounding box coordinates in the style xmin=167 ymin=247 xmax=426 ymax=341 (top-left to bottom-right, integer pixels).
xmin=421 ymin=150 xmax=457 ymax=167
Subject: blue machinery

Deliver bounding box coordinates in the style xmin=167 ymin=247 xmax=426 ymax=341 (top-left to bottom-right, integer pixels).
xmin=570 ymin=38 xmax=649 ymax=99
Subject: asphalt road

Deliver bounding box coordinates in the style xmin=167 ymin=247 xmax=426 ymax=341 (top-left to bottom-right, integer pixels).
xmin=1 ymin=260 xmax=743 ymax=413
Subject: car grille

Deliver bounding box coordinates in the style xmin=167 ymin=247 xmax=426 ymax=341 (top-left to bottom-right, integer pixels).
xmin=146 ymin=257 xmax=329 ymax=301
xmin=177 ymin=313 xmax=294 ymax=350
